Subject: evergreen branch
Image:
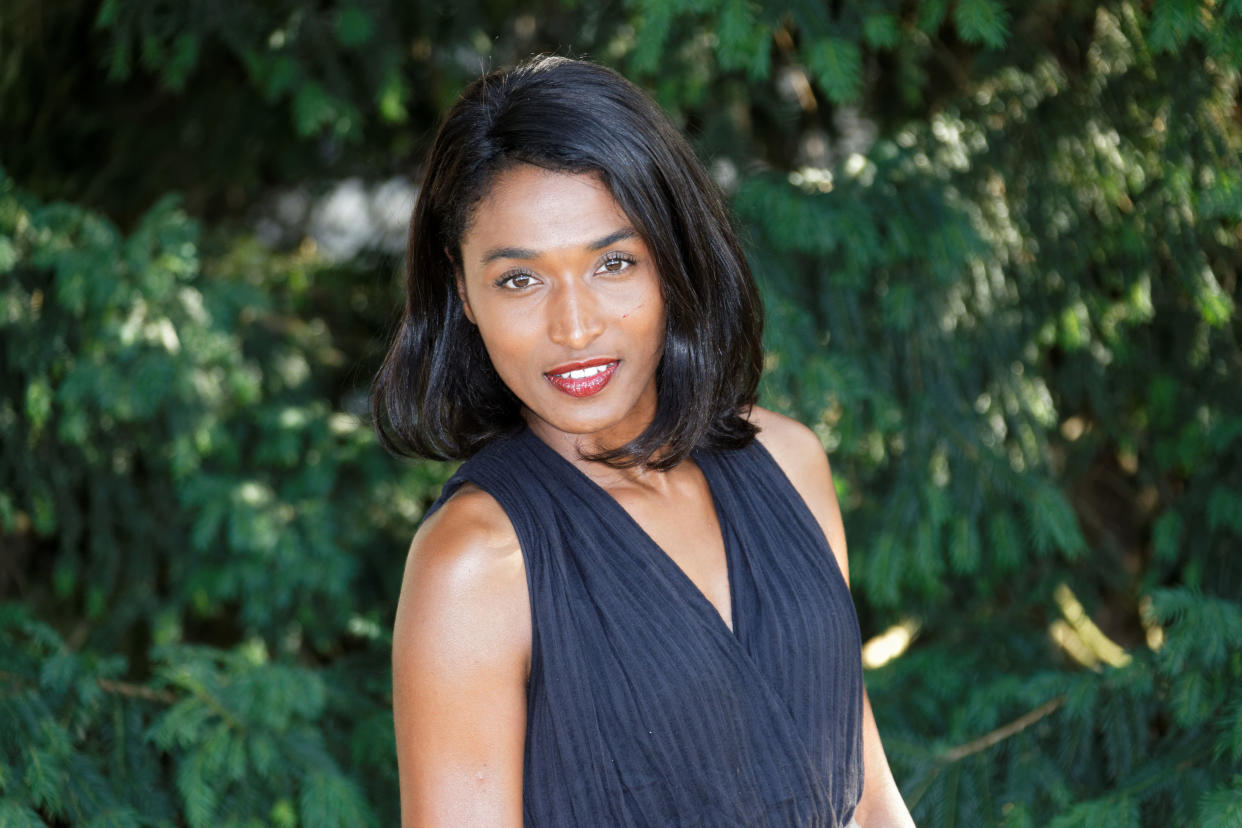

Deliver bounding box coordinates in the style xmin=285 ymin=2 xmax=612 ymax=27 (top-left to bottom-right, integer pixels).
xmin=940 ymin=696 xmax=1066 ymax=761
xmin=183 ymin=679 xmax=245 ymax=732
xmin=97 ymin=677 xmax=177 ymax=704
xmin=0 ymin=670 xmax=176 ymax=704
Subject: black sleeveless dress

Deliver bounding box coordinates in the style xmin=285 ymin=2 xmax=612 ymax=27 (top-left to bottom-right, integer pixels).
xmin=427 ymin=426 xmax=864 ymax=827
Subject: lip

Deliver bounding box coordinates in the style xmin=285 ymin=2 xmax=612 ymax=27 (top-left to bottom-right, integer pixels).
xmin=544 ymin=358 xmax=619 ymax=398
xmin=545 ymin=357 xmax=616 ymax=374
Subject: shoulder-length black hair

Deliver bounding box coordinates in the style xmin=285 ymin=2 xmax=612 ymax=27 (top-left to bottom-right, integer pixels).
xmin=372 ymin=55 xmax=762 ymax=471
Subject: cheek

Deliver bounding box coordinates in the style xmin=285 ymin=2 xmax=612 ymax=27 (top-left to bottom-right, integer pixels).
xmin=617 ymin=276 xmax=665 ymax=334
xmin=472 ymin=310 xmax=539 ymax=372
xmin=638 ymin=294 xmax=668 ymax=356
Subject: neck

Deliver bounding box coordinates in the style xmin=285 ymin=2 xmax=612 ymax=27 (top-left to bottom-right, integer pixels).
xmin=522 ymin=409 xmax=673 ymax=492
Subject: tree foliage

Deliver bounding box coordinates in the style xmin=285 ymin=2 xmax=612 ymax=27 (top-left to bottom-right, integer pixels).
xmin=2 ymin=0 xmax=1239 ymax=825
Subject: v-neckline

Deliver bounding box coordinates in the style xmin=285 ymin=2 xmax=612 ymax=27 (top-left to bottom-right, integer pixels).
xmin=521 ymin=427 xmax=740 ymax=638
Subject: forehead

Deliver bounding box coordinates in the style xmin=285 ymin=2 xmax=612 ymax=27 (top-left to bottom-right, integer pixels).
xmin=461 ymin=165 xmax=635 ymax=261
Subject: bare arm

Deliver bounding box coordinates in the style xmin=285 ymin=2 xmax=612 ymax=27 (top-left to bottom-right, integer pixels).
xmin=853 ymin=691 xmax=916 ymax=828
xmin=392 ymin=487 xmax=531 ymax=827
xmin=751 ymin=407 xmax=916 ymax=828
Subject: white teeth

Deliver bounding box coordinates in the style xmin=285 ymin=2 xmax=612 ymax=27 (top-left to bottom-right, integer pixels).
xmin=556 ymin=363 xmax=611 ymax=379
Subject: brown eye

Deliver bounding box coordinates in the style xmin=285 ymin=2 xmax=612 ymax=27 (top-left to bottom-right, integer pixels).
xmin=497 ymin=272 xmax=537 ymax=289
xmin=598 ymin=253 xmax=635 ymax=274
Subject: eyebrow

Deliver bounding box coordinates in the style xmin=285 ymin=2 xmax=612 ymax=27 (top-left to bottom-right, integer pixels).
xmin=479 ymin=228 xmax=639 ymax=265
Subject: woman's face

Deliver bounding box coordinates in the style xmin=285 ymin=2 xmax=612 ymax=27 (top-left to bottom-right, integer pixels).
xmin=456 ymin=165 xmax=666 ymax=451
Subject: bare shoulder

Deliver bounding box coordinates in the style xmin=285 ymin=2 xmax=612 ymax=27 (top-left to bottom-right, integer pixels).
xmin=408 ymin=482 xmax=525 ymax=575
xmin=748 ymin=406 xmax=831 ymax=482
xmin=395 ymin=483 xmax=530 ymax=667
xmin=748 ymin=406 xmax=851 ymax=583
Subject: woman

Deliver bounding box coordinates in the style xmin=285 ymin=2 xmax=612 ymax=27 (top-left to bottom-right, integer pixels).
xmin=373 ymin=56 xmax=915 ymax=827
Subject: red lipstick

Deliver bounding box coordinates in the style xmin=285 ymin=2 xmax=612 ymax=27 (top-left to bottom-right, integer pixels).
xmin=545 ymin=358 xmax=619 ymax=398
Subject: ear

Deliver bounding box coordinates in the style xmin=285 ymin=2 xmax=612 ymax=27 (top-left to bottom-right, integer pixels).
xmin=453 ymin=260 xmax=477 ymax=325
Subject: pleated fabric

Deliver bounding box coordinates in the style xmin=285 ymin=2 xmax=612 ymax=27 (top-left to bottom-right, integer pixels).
xmin=427 ymin=426 xmax=864 ymax=827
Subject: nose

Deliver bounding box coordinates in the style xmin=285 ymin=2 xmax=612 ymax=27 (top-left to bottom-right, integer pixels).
xmin=547 ymin=280 xmax=604 ymax=350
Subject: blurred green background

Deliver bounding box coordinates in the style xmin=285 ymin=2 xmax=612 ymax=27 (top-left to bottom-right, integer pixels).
xmin=2 ymin=1 xmax=1240 ymax=825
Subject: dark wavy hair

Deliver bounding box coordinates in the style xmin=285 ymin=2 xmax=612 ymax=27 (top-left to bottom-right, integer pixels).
xmin=371 ymin=56 xmax=763 ymax=471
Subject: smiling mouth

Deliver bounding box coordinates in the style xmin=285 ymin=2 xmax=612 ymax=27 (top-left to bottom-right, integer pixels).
xmin=545 ymin=360 xmax=619 ymax=398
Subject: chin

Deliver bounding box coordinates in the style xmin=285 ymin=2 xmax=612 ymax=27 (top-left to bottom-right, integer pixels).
xmin=525 ymin=393 xmax=652 ymax=441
